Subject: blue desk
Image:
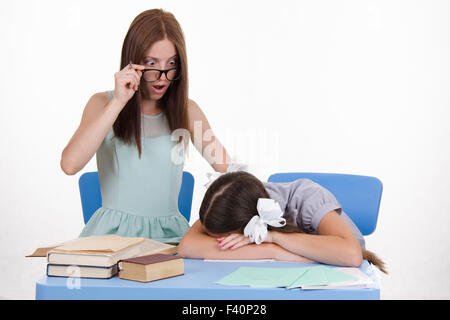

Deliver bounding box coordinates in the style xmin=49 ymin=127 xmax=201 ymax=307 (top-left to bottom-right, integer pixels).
xmin=36 ymin=259 xmax=379 ymax=300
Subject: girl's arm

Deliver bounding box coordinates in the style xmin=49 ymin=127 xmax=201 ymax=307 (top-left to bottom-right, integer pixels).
xmin=187 ymin=99 xmax=231 ymax=173
xmin=177 ymin=221 xmax=313 ymax=262
xmin=267 ymin=210 xmax=363 ymax=267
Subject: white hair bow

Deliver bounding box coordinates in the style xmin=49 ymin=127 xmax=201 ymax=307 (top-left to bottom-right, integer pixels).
xmin=204 ymin=158 xmax=249 ymax=188
xmin=243 ymin=198 xmax=286 ymax=245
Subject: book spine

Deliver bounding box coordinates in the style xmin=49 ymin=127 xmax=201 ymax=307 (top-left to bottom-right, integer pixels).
xmin=46 ymin=264 xmax=118 ymax=278
xmin=47 ymin=263 xmax=117 ymax=269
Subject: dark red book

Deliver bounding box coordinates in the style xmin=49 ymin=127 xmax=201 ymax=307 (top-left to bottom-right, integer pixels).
xmin=118 ymin=254 xmax=184 ymax=282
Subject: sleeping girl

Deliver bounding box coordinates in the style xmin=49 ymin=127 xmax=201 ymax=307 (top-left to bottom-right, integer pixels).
xmin=178 ymin=171 xmax=387 ymax=274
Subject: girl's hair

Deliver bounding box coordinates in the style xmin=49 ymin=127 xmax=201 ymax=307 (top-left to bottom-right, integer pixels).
xmin=199 ymin=171 xmax=388 ymax=274
xmin=199 ymin=171 xmax=303 ymax=235
xmin=114 ymin=9 xmax=189 ymax=156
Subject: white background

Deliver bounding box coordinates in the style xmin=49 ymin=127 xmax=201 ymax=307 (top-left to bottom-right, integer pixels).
xmin=1 ymin=0 xmax=449 ymax=299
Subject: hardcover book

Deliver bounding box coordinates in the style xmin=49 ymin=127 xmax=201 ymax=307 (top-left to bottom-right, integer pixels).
xmin=118 ymin=253 xmax=184 ymax=283
xmin=46 ymin=264 xmax=118 ymax=279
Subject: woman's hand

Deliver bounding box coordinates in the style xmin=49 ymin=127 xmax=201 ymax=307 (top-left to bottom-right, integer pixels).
xmin=217 ymin=234 xmax=252 ymax=250
xmin=113 ymin=63 xmax=146 ymax=105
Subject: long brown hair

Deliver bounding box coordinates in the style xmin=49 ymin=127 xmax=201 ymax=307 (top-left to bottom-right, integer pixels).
xmin=114 ymin=9 xmax=189 ymax=156
xmin=199 ymin=171 xmax=388 ymax=274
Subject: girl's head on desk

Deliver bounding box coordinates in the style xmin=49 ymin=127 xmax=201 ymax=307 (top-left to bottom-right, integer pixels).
xmin=199 ymin=171 xmax=388 ymax=274
xmin=199 ymin=171 xmax=302 ymax=236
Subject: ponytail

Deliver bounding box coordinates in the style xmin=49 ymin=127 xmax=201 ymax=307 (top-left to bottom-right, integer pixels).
xmin=362 ymin=249 xmax=388 ymax=274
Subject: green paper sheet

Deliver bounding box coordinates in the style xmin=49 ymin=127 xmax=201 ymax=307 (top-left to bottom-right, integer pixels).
xmin=286 ymin=266 xmax=330 ymax=288
xmin=286 ymin=266 xmax=356 ymax=289
xmin=216 ymin=265 xmax=357 ymax=289
xmin=216 ymin=267 xmax=309 ymax=288
xmin=325 ymin=267 xmax=359 ymax=283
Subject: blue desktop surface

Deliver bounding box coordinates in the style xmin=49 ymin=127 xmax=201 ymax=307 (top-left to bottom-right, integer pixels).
xmin=36 ymin=259 xmax=379 ymax=300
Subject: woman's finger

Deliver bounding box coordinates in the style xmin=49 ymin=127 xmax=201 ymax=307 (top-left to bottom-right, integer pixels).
xmin=121 ymin=72 xmax=141 ymax=90
xmin=126 ymin=63 xmax=146 ymax=71
xmin=118 ymin=72 xmax=139 ymax=85
xmin=121 ymin=70 xmax=142 ymax=84
xmin=116 ymin=74 xmax=139 ymax=91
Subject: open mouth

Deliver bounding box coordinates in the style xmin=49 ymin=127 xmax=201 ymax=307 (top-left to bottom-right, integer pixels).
xmin=151 ymin=84 xmax=167 ymax=94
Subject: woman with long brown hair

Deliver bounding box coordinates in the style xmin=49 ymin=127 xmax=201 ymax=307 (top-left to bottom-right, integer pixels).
xmin=178 ymin=171 xmax=387 ymax=273
xmin=60 ymin=9 xmax=233 ymax=243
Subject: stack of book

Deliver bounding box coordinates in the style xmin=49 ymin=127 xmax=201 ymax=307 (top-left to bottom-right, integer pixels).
xmin=27 ymin=235 xmax=178 ymax=279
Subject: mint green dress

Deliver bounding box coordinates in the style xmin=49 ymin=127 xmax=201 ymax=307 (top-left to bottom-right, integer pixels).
xmin=79 ymin=91 xmax=190 ymax=243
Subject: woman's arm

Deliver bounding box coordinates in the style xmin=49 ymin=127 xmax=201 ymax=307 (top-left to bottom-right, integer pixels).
xmin=267 ymin=211 xmax=363 ymax=267
xmin=60 ymin=92 xmax=124 ymax=175
xmin=177 ymin=221 xmax=314 ymax=262
xmin=60 ymin=63 xmax=144 ymax=175
xmin=187 ymin=99 xmax=231 ymax=173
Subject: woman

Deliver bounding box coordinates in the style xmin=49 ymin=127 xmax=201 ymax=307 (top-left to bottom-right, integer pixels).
xmin=178 ymin=171 xmax=387 ymax=273
xmin=60 ymin=9 xmax=233 ymax=243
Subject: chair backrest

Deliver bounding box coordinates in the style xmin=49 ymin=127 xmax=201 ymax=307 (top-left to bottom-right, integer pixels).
xmin=267 ymin=172 xmax=383 ymax=235
xmin=78 ymin=171 xmax=195 ymax=224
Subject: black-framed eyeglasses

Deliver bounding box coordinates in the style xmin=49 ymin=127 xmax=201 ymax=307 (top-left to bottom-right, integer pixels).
xmin=142 ymin=68 xmax=181 ymax=82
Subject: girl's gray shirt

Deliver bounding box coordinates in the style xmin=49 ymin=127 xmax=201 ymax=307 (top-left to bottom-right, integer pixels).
xmin=263 ymin=179 xmax=365 ymax=249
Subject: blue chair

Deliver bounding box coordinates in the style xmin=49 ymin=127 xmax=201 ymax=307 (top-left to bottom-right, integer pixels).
xmin=267 ymin=172 xmax=383 ymax=236
xmin=79 ymin=171 xmax=195 ymax=224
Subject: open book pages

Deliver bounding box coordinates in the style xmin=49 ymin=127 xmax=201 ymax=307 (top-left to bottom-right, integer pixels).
xmin=42 ymin=236 xmax=176 ymax=267
xmin=26 ymin=235 xmax=143 ymax=257
xmin=51 ymin=235 xmax=145 ymax=253
xmin=47 ymin=238 xmax=177 ymax=267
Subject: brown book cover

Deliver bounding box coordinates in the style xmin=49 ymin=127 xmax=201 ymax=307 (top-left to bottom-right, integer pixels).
xmin=118 ymin=254 xmax=184 ymax=283
xmin=120 ymin=253 xmax=182 ymax=265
